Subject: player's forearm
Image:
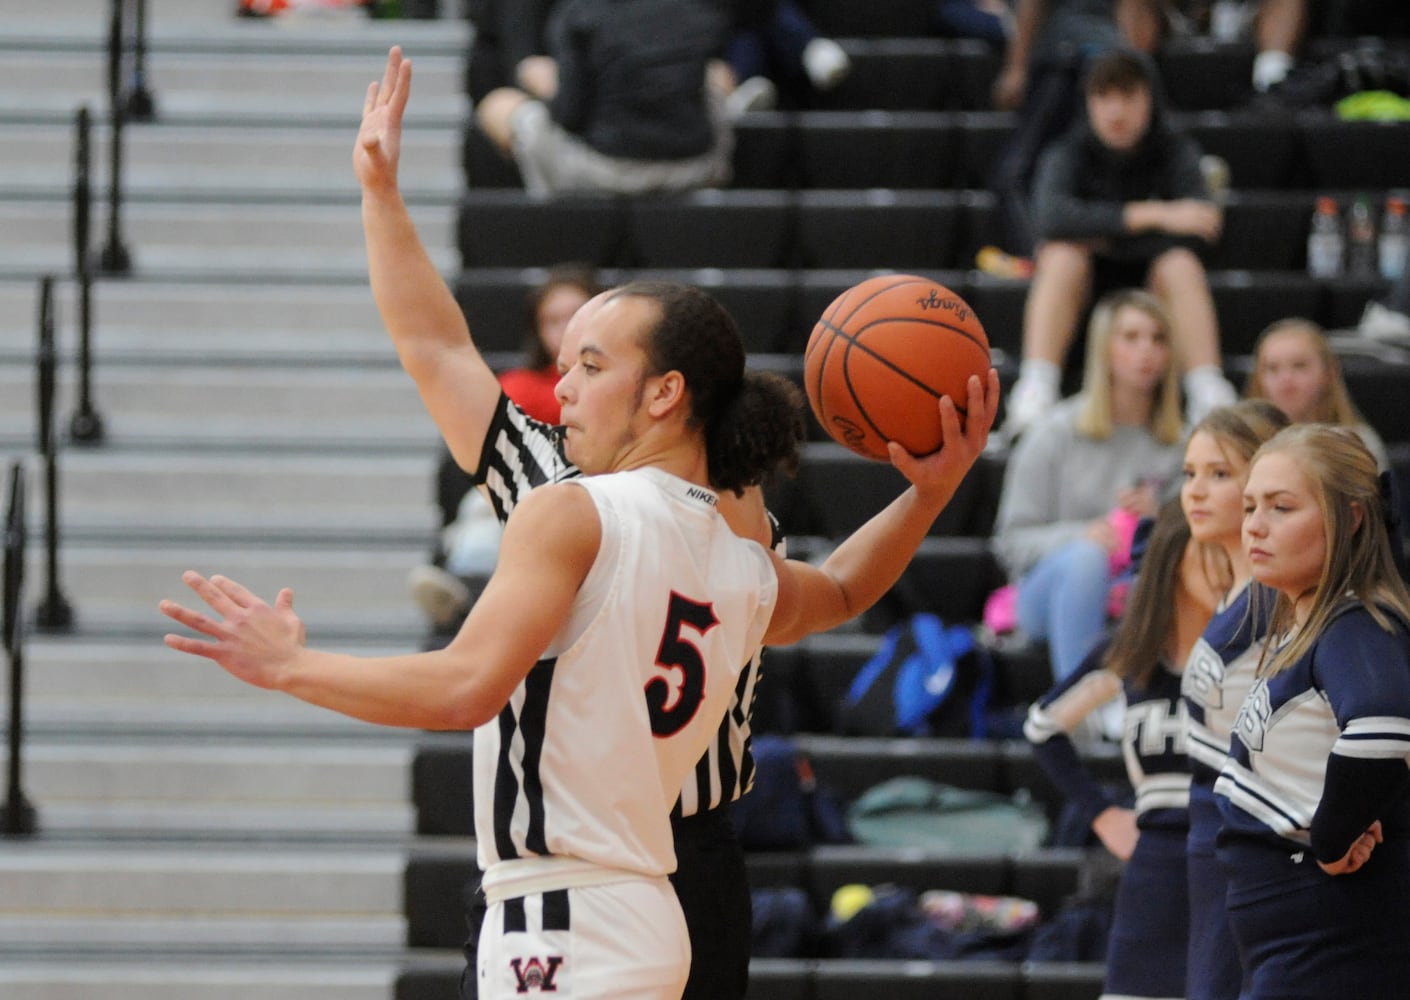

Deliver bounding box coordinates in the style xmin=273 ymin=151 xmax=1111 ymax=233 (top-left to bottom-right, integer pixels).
xmin=277 ymin=646 xmax=495 ymax=731
xmin=362 ymin=185 xmax=473 ymax=371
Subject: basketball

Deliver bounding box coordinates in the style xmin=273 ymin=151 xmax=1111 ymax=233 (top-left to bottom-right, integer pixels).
xmin=803 ymin=274 xmax=990 ymax=461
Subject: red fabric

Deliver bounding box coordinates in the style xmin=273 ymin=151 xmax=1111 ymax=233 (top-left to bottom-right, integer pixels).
xmin=498 ymin=367 xmax=561 ymax=425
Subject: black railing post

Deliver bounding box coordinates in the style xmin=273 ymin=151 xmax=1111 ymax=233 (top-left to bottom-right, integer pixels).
xmin=33 ymin=278 xmax=74 ymax=633
xmin=70 ymin=106 xmax=106 ymax=445
xmin=124 ymin=0 xmax=156 ymax=121
xmin=2 ymin=461 xmax=37 ymax=838
xmin=97 ymin=0 xmax=133 ymax=276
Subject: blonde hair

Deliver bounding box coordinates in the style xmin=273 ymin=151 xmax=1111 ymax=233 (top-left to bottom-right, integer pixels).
xmin=1188 ymin=398 xmax=1291 ymax=469
xmin=1076 ymin=288 xmax=1184 ymax=445
xmin=1244 ymin=318 xmax=1368 ymax=427
xmin=1251 ymin=424 xmax=1410 ymax=676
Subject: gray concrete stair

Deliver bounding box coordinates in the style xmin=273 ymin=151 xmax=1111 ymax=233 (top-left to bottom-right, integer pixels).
xmin=1 ymin=9 xmax=477 ymax=997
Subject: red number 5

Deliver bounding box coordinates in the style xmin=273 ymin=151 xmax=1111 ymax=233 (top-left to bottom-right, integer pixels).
xmin=647 ymin=592 xmax=719 ymax=736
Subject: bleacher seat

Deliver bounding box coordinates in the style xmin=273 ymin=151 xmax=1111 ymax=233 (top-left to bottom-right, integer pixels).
xmin=795 ymin=189 xmax=964 ymax=270
xmin=817 ymin=38 xmax=997 ymax=112
xmin=1203 ymin=191 xmax=1313 ymax=271
xmin=811 ymin=960 xmax=1022 ymax=1000
xmin=461 ymin=122 xmax=522 ymax=190
xmin=452 ymin=267 xmax=542 ymax=353
xmin=457 ymin=191 xmax=628 ymax=268
xmin=953 ymin=111 xmax=1014 ymax=189
xmin=1155 ymin=39 xmax=1255 ymax=111
xmin=405 ymin=845 xmax=477 ymax=949
xmin=1298 ymin=116 xmax=1410 ymax=189
xmin=742 ymin=960 xmax=813 ymax=1000
xmin=1179 ymin=112 xmax=1303 ymax=190
xmin=627 ymin=189 xmax=795 ymax=268
xmin=1210 ymin=270 xmax=1325 ymax=356
xmin=733 ymin=113 xmax=799 ymax=189
xmin=797 ymin=735 xmax=1006 ymax=802
xmin=795 ymin=111 xmax=963 ymax=189
xmin=1021 ymin=963 xmax=1107 ymax=1000
xmin=804 ymin=0 xmax=936 ymax=38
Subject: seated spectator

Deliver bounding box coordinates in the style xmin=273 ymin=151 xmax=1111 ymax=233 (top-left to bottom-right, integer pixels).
xmin=1242 ymin=317 xmax=1390 ymax=470
xmin=712 ymin=0 xmax=852 ymax=118
xmin=1001 ymin=47 xmax=1235 ymax=441
xmin=463 ymin=0 xmax=554 ymax=103
xmin=474 ymin=0 xmax=732 ymax=196
xmin=992 ymin=288 xmax=1186 ymax=684
xmin=989 ymin=0 xmax=1164 ymax=256
xmin=407 ymin=264 xmax=602 ymax=639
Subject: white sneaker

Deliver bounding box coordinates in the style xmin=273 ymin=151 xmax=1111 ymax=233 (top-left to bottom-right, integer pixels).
xmin=802 ymin=37 xmax=851 ymax=91
xmin=725 ymin=75 xmax=778 ymax=119
xmin=407 ymin=564 xmax=471 ymax=629
xmin=1358 ymin=301 xmax=1410 ymax=346
xmin=999 ymin=374 xmax=1058 ymax=442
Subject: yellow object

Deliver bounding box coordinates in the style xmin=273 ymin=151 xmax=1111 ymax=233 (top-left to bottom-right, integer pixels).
xmin=830 ymin=883 xmax=875 ymax=922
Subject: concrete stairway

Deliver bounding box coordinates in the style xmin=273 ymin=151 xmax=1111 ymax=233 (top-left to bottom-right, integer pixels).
xmin=2 ymin=6 xmax=475 ymax=997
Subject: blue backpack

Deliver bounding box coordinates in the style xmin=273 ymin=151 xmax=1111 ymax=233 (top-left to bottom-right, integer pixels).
xmin=838 ymin=613 xmax=993 ymax=738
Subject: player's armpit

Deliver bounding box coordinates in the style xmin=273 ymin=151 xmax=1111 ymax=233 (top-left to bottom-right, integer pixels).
xmin=441 ymin=482 xmax=602 ymax=727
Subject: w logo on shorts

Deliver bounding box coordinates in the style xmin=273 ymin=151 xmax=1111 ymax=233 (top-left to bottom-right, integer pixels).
xmin=509 ymin=956 xmax=564 ymax=993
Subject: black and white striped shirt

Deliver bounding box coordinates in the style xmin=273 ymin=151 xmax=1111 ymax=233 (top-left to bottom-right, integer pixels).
xmin=470 ymin=393 xmax=779 ymax=817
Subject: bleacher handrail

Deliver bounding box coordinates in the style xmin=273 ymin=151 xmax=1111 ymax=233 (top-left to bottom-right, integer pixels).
xmin=70 ymin=105 xmax=106 ymax=445
xmin=32 ymin=277 xmax=74 ymax=632
xmin=97 ymin=0 xmax=133 ymax=276
xmin=2 ymin=460 xmax=37 ymax=837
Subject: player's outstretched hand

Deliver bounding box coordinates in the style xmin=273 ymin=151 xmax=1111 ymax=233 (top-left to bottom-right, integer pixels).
xmin=354 ymin=46 xmax=412 ymax=194
xmin=887 ymin=368 xmax=999 ymax=500
xmin=1319 ymin=819 xmax=1383 ymax=876
xmin=160 ymin=571 xmax=305 ymax=691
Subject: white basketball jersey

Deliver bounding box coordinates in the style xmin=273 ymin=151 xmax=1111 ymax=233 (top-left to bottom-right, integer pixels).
xmin=473 ymin=466 xmax=778 ymax=888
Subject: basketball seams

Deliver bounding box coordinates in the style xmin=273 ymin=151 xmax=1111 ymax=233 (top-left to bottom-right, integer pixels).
xmin=831 ymin=276 xmax=933 ymax=334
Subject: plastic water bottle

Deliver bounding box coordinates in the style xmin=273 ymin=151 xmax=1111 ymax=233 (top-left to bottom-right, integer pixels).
xmin=1306 ymin=196 xmax=1344 ymax=279
xmin=1380 ymin=195 xmax=1409 ymax=282
xmin=1347 ymin=196 xmax=1379 ymax=278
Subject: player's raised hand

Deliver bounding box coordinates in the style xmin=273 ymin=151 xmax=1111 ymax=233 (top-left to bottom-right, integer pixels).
xmin=887 ymin=367 xmax=999 ymax=501
xmin=354 ymin=46 xmax=412 ymax=193
xmin=160 ymin=571 xmax=305 ymax=691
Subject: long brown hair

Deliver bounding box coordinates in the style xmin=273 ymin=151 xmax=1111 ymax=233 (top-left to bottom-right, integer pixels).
xmin=1104 ymin=496 xmax=1224 ymax=688
xmin=1244 ymin=318 xmax=1368 ymax=427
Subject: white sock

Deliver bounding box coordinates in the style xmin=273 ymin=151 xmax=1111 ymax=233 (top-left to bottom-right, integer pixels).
xmin=1017 ymin=358 xmax=1061 ymax=391
xmin=1252 ymin=49 xmax=1294 ymax=92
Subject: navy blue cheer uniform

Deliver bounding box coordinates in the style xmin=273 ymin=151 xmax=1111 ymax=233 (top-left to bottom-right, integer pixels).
xmin=1026 ymin=640 xmax=1190 ymax=999
xmin=1180 ymin=582 xmax=1266 ymax=1000
xmin=1215 ymin=602 xmax=1410 ymax=1000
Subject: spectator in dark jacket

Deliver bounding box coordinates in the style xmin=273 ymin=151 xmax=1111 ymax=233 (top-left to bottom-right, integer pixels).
xmin=1001 ymin=48 xmax=1236 ymax=441
xmin=474 ymin=0 xmax=732 ymax=196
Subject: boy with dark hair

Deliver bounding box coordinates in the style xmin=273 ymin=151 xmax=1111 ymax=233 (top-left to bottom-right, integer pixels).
xmin=1002 ymin=48 xmax=1237 ymax=441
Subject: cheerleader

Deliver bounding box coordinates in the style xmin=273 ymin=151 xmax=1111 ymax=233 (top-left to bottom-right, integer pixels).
xmin=1215 ymin=425 xmax=1410 ymax=999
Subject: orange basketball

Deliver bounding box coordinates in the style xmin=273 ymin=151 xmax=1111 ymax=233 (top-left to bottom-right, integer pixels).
xmin=804 ymin=274 xmax=990 ymax=461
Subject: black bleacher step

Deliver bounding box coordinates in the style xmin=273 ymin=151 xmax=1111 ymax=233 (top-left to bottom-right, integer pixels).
xmin=795 ymin=111 xmax=963 ymax=190
xmin=812 ymin=959 xmax=1021 ymax=1000
xmin=805 ymin=0 xmax=936 ymax=38
xmin=794 ymin=734 xmax=1005 ymax=802
xmin=816 ymin=38 xmax=1000 ymax=113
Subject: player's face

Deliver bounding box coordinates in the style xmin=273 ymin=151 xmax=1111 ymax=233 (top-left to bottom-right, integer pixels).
xmin=1255 ymin=330 xmax=1330 ymax=423
xmin=1087 ymin=84 xmax=1151 ymax=152
xmin=1106 ymin=305 xmax=1170 ymax=396
xmin=1242 ymin=451 xmax=1327 ymax=615
xmin=1182 ymin=430 xmax=1248 ymax=549
xmin=536 ymin=284 xmax=593 ymax=363
xmin=554 ymin=294 xmax=659 ymax=474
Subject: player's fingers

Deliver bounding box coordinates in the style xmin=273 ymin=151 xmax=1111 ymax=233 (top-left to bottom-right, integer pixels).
xmin=180 ymin=570 xmax=241 ymax=615
xmin=209 ymin=574 xmax=262 ymax=610
xmin=362 ymin=80 xmax=378 ymax=118
xmin=379 ymin=46 xmax=401 ymax=105
xmin=163 ymin=632 xmax=224 ymax=661
xmin=388 ymin=55 xmax=412 ymax=117
xmin=159 ymin=599 xmax=228 ymax=640
xmin=275 ymin=587 xmax=295 ymax=612
xmin=1369 ymin=819 xmax=1384 ymax=843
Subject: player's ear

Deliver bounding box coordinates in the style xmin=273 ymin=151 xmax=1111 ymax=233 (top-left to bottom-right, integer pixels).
xmin=647 ymin=369 xmax=687 ymax=418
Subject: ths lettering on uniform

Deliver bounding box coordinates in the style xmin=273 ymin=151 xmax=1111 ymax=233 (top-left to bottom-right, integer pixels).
xmin=509 ymin=956 xmax=564 ymax=993
xmin=1132 ymin=699 xmax=1190 ymax=756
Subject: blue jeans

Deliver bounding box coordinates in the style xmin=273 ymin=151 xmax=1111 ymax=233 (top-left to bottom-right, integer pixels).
xmin=1016 ymin=538 xmax=1111 ymax=682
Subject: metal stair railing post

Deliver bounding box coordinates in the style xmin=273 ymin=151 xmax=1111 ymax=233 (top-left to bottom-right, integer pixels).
xmin=97 ymin=0 xmax=133 ymax=276
xmin=124 ymin=0 xmax=156 ymax=121
xmin=32 ymin=278 xmax=74 ymax=633
xmin=2 ymin=461 xmax=37 ymax=838
xmin=70 ymin=105 xmax=106 ymax=445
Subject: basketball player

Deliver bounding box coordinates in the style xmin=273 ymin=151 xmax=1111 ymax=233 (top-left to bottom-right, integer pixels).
xmin=1214 ymin=425 xmax=1410 ymax=999
xmin=161 ymin=55 xmax=1001 ymax=1000
xmin=357 ymin=45 xmax=770 ymax=999
xmin=1177 ymin=401 xmax=1286 ymax=1000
